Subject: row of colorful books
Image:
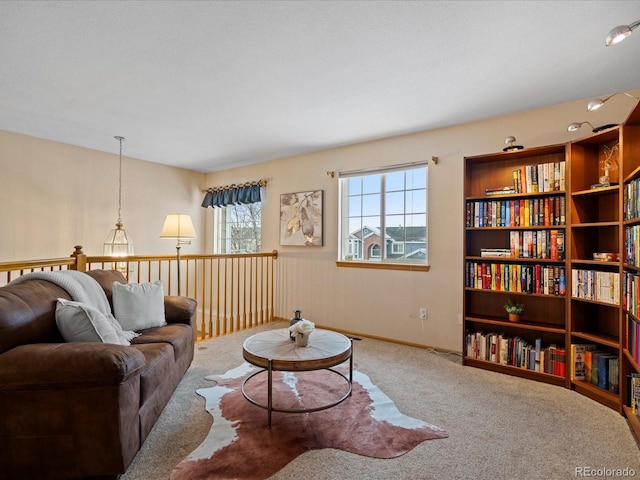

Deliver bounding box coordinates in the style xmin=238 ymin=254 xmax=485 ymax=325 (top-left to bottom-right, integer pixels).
xmin=465 ymin=331 xmax=565 ymax=376
xmin=623 ymin=272 xmax=640 ymax=317
xmin=512 ymin=161 xmax=566 ymax=194
xmin=624 ymin=177 xmax=640 ymax=221
xmin=508 ymin=230 xmax=565 ymax=260
xmin=466 ymin=196 xmax=566 ymax=228
xmin=571 ymin=269 xmax=620 ymax=305
xmin=570 ymin=344 xmax=619 ymax=394
xmin=479 ymin=230 xmax=565 ymax=260
xmin=466 ymin=261 xmax=566 ymax=295
xmin=624 ymin=225 xmax=640 ymax=267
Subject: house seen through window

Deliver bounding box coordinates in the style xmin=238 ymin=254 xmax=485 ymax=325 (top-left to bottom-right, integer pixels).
xmin=339 ymin=164 xmax=428 ymax=264
xmin=215 ymin=203 xmax=262 ymax=254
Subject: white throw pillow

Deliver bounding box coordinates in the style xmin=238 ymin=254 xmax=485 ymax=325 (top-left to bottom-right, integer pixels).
xmin=112 ymin=280 xmax=166 ymax=332
xmin=55 ymin=298 xmax=128 ymax=345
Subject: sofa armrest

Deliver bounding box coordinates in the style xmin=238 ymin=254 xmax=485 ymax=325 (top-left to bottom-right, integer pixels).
xmin=164 ymin=296 xmax=197 ymax=326
xmin=0 ymin=343 xmax=145 ymax=391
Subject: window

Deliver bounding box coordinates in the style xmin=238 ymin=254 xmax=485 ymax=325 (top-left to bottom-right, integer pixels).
xmin=215 ymin=203 xmax=262 ymax=254
xmin=339 ymin=164 xmax=428 ymax=266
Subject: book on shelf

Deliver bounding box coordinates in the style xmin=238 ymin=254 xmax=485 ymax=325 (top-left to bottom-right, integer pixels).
xmin=624 ymin=178 xmax=640 ymax=221
xmin=627 ymin=373 xmax=640 ymax=414
xmin=626 ymin=313 xmax=640 ymax=364
xmin=585 ymin=350 xmax=605 ymax=386
xmin=608 ymin=357 xmax=619 ymax=394
xmin=570 ymin=344 xmax=597 ymax=380
xmin=485 ymin=186 xmax=516 ymax=196
xmin=465 ymin=331 xmax=564 ymax=376
xmin=623 ymin=271 xmax=640 ymax=317
xmin=511 ymin=161 xmax=565 ymax=194
xmin=571 ymin=269 xmax=620 ymax=305
xmin=480 ymin=248 xmax=512 ymax=258
xmin=597 ymin=354 xmax=618 ymax=391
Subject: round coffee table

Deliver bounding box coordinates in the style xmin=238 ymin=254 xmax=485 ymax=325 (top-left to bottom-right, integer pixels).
xmin=242 ymin=328 xmax=353 ymax=428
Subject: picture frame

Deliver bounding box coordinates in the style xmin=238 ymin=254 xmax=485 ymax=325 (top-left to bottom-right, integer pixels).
xmin=279 ymin=190 xmax=323 ymax=246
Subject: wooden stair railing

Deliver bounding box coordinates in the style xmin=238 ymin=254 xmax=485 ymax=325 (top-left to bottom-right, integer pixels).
xmin=0 ymin=246 xmax=279 ymax=341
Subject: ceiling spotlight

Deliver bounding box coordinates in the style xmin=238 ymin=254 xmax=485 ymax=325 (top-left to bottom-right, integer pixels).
xmin=605 ymin=20 xmax=640 ymax=46
xmin=587 ymin=92 xmax=639 ymax=112
xmin=503 ymin=136 xmax=524 ymax=152
xmin=567 ymin=121 xmax=618 ymax=133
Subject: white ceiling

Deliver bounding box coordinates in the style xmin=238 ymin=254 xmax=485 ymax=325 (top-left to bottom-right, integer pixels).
xmin=1 ymin=1 xmax=639 ymax=173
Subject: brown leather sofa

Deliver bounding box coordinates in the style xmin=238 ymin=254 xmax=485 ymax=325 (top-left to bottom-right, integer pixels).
xmin=0 ymin=270 xmax=197 ymax=480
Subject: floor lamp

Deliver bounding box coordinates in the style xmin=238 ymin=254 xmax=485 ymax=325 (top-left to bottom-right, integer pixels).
xmin=160 ymin=214 xmax=196 ymax=296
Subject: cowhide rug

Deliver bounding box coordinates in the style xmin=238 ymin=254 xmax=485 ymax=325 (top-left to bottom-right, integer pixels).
xmin=170 ymin=363 xmax=447 ymax=480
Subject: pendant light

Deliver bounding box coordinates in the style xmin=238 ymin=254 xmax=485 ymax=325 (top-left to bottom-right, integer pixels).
xmin=103 ymin=136 xmax=134 ymax=269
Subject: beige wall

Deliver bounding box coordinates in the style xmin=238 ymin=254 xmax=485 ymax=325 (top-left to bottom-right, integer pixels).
xmin=205 ymin=92 xmax=639 ymax=352
xmin=1 ymin=92 xmax=637 ymax=352
xmin=0 ymin=132 xmax=205 ymax=260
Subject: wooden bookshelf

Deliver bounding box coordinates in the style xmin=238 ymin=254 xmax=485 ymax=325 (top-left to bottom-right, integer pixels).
xmin=463 ymin=101 xmax=640 ymax=443
xmin=620 ymin=102 xmax=640 ymax=442
xmin=463 ymin=144 xmax=569 ymax=387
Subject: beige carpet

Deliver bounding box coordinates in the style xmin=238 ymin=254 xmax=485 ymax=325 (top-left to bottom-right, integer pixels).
xmin=121 ymin=322 xmax=640 ymax=480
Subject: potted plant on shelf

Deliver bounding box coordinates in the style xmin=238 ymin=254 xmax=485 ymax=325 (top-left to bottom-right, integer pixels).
xmin=504 ymin=299 xmax=524 ymax=323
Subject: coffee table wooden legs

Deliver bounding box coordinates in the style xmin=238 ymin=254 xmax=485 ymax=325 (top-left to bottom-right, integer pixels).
xmin=267 ymin=359 xmax=273 ymax=428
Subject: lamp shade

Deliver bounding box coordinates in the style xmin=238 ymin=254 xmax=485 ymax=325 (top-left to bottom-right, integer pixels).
xmin=160 ymin=214 xmax=196 ymax=239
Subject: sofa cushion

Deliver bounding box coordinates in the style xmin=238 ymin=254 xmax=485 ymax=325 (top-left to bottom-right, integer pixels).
xmin=55 ymin=298 xmax=129 ymax=345
xmin=130 ymin=342 xmax=177 ymax=406
xmin=132 ymin=323 xmax=193 ymax=363
xmin=113 ymin=281 xmax=166 ymax=332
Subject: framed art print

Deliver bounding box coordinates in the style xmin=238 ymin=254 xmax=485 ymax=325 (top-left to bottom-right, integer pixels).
xmin=279 ymin=190 xmax=323 ymax=246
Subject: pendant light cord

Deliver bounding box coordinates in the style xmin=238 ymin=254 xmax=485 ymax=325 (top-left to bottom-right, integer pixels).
xmin=115 ymin=136 xmax=125 ymax=225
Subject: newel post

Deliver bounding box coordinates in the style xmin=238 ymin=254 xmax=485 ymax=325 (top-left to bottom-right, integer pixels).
xmin=70 ymin=245 xmax=87 ymax=272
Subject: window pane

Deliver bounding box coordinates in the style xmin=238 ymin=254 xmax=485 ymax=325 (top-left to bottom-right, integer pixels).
xmin=385 ymin=171 xmax=405 ymax=192
xmin=406 ymin=167 xmax=427 ymax=189
xmin=362 ymin=174 xmax=381 ymax=194
xmin=348 ymin=177 xmax=362 ymax=195
xmin=348 ymin=196 xmax=362 ymax=217
xmin=362 ymin=194 xmax=380 ymax=216
xmin=215 ymin=203 xmax=261 ymax=254
xmin=385 ymin=191 xmax=405 ymax=215
xmin=406 ymin=189 xmax=427 ymax=215
xmin=406 ymin=213 xmax=427 ymax=228
xmin=361 ymin=216 xmax=380 ymax=231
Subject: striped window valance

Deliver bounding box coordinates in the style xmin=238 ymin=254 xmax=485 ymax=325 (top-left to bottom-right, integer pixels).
xmin=201 ymin=180 xmax=266 ymax=208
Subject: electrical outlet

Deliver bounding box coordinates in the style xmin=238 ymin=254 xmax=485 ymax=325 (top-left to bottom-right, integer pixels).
xmin=458 ymin=313 xmax=463 ymax=325
xmin=420 ymin=308 xmax=427 ymax=320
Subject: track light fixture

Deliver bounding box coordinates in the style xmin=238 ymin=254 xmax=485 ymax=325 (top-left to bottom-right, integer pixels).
xmin=587 ymin=92 xmax=639 ymax=112
xmin=502 ymin=136 xmax=524 ymax=152
xmin=567 ymin=121 xmax=618 ymax=133
xmin=605 ymin=20 xmax=640 ymax=46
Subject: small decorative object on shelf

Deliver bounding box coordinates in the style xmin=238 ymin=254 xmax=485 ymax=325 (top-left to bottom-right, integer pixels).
xmin=592 ymin=252 xmax=619 ymax=262
xmin=599 ymin=143 xmax=619 ymax=185
xmin=289 ymin=319 xmax=315 ymax=347
xmin=504 ymin=299 xmax=524 ymax=323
